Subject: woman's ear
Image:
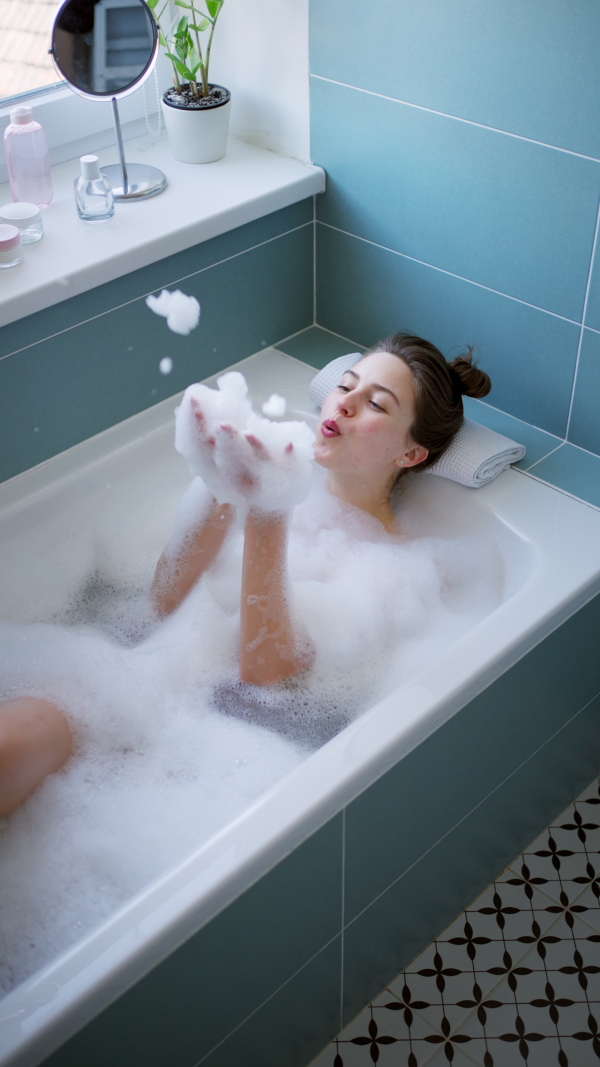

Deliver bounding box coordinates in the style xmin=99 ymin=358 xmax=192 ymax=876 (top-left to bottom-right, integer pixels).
xmin=396 ymin=444 xmax=429 ymax=469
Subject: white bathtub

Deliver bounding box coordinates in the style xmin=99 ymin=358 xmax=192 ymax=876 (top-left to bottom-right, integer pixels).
xmin=1 ymin=348 xmax=600 ymax=1067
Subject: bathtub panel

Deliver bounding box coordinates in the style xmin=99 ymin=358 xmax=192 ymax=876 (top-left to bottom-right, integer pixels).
xmin=342 ymin=690 xmax=600 ymax=1027
xmin=37 ymin=815 xmax=343 ymax=1067
xmin=566 ymin=328 xmax=600 ymax=457
xmin=0 ymin=200 xmax=313 ymax=363
xmin=344 ymin=592 xmax=600 ymax=924
xmin=0 ymin=226 xmax=313 ymax=483
xmin=316 ymin=224 xmax=580 ymax=438
xmin=202 ymin=937 xmax=342 ymax=1067
xmin=311 ymin=78 xmax=599 ymax=322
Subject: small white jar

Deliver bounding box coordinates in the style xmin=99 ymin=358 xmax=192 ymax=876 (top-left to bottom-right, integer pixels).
xmin=0 ymin=224 xmax=22 ymax=268
xmin=0 ymin=202 xmax=43 ymax=243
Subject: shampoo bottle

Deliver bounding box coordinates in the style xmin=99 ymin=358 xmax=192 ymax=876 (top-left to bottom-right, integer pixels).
xmin=3 ymin=106 xmax=53 ymax=207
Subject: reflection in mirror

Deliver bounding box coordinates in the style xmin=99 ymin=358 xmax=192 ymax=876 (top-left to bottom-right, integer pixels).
xmin=53 ymin=0 xmax=156 ymax=97
xmin=50 ymin=0 xmax=166 ymax=200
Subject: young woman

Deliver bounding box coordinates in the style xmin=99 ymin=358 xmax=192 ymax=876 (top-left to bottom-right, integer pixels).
xmin=0 ymin=333 xmax=491 ymax=817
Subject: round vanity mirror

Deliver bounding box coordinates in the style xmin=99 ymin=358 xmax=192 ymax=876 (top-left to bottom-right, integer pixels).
xmin=50 ymin=0 xmax=167 ymax=200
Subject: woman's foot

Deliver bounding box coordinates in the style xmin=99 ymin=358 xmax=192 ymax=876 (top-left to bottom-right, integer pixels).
xmin=0 ymin=698 xmax=72 ymax=817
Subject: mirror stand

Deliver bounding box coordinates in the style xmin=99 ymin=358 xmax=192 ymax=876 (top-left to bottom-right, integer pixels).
xmin=103 ymin=97 xmax=166 ymax=200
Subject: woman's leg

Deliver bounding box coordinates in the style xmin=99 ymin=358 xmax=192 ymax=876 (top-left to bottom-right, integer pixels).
xmin=239 ymin=509 xmax=314 ymax=686
xmin=0 ymin=698 xmax=72 ymax=817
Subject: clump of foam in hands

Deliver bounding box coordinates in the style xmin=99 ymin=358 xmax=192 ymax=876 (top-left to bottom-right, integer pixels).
xmin=175 ymin=372 xmax=315 ymax=511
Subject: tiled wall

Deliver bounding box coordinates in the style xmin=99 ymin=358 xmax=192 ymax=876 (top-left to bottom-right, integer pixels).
xmin=310 ymin=0 xmax=600 ymax=472
xmin=0 ymin=200 xmax=314 ymax=484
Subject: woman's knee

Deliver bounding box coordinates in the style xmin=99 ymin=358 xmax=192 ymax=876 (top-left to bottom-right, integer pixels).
xmin=0 ymin=697 xmax=72 ymax=816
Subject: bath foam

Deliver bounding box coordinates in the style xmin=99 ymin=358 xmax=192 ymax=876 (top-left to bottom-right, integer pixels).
xmin=175 ymin=373 xmax=315 ymax=510
xmin=145 ymin=289 xmax=200 ymax=335
xmin=0 ymin=468 xmax=503 ymax=998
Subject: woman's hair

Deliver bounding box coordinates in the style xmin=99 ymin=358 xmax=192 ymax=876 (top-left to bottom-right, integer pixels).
xmin=364 ymin=332 xmax=491 ymax=472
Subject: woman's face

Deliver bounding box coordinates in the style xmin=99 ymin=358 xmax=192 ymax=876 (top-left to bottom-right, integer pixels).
xmin=314 ymin=351 xmax=428 ymax=478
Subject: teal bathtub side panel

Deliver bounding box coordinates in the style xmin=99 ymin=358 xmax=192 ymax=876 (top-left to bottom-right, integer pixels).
xmin=38 ymin=814 xmax=343 ymax=1067
xmin=342 ymin=690 xmax=600 ymax=1026
xmin=0 ymin=201 xmax=314 ymax=484
xmin=344 ymin=592 xmax=600 ymax=926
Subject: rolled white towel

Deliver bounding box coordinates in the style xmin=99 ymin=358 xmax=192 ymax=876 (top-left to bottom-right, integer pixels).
xmin=423 ymin=418 xmax=525 ymax=487
xmin=308 ymin=354 xmax=526 ymax=487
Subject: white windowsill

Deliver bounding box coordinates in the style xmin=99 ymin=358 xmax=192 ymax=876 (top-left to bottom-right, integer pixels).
xmin=0 ymin=132 xmax=324 ymax=329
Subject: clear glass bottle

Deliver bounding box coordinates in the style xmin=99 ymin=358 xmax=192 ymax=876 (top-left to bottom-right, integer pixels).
xmin=74 ymin=155 xmax=114 ymax=223
xmin=3 ymin=106 xmax=53 ymax=208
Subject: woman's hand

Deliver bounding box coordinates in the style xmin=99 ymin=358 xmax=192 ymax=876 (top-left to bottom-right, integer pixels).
xmin=211 ymin=416 xmax=314 ymax=512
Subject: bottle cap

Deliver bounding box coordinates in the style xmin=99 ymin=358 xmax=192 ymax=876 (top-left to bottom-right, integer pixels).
xmin=0 ymin=224 xmax=21 ymax=250
xmin=80 ymin=155 xmax=101 ymax=181
xmin=9 ymin=106 xmax=33 ymax=125
xmin=0 ymin=202 xmax=42 ymax=227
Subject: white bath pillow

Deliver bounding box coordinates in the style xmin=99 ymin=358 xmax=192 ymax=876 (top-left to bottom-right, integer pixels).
xmin=308 ymin=354 xmax=526 ymax=488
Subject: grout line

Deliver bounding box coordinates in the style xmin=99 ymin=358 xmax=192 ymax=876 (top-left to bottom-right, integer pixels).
xmin=565 ymin=192 xmax=600 ymax=440
xmin=0 ymin=220 xmax=314 ymax=364
xmin=313 ymin=194 xmax=317 ymax=325
xmin=467 ymin=396 xmax=563 ymax=442
xmin=317 ymin=221 xmax=582 ymax=326
xmin=344 ymin=689 xmax=600 ymax=933
xmin=340 ymin=807 xmax=346 ymax=1032
xmin=517 ymin=467 xmax=600 ymax=512
xmin=312 ymin=322 xmax=366 ymax=350
xmin=193 ymin=931 xmax=343 ymax=1066
xmin=311 ymin=74 xmax=600 ymax=163
xmin=522 ymin=441 xmax=565 ymax=472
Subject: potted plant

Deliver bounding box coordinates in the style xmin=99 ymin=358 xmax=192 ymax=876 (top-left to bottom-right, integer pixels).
xmin=148 ymin=0 xmax=230 ymax=163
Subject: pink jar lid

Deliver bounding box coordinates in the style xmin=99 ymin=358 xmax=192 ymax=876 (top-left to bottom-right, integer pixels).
xmin=0 ymin=224 xmax=21 ymax=250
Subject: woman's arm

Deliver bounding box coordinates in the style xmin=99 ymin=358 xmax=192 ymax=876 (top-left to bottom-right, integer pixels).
xmin=150 ymin=498 xmax=234 ymax=617
xmin=239 ymin=508 xmax=314 ymax=686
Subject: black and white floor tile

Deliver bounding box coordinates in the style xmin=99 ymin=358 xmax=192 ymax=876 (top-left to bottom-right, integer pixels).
xmin=311 ymin=777 xmax=600 ymax=1066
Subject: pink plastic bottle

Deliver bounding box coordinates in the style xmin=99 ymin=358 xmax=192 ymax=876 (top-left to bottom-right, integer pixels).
xmin=3 ymin=106 xmax=53 ymax=207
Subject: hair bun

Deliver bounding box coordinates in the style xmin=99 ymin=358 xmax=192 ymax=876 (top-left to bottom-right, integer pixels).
xmin=448 ymin=348 xmax=491 ymax=399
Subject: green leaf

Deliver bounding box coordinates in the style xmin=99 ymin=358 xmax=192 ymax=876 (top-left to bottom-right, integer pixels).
xmin=176 ymin=14 xmax=188 ymax=32
xmin=205 ymin=0 xmax=222 ymax=17
xmin=189 ymin=18 xmax=209 ymax=31
xmin=174 ymin=2 xmax=192 ymax=9
xmin=173 ymin=59 xmax=195 ymax=80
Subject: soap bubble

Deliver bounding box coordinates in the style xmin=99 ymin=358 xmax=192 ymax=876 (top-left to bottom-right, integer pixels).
xmin=159 ymin=357 xmax=173 ymax=375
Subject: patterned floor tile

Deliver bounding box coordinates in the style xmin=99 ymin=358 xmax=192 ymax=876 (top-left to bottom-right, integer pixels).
xmin=309 ymin=993 xmax=448 ymax=1067
xmin=310 ymin=778 xmax=600 ymax=1067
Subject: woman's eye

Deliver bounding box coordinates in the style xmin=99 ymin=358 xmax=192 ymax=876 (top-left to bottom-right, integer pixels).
xmin=337 ymin=384 xmax=350 ymax=393
xmin=370 ymin=400 xmax=385 ymax=412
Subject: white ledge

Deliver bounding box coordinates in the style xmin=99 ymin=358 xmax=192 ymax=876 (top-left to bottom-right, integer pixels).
xmin=0 ymin=134 xmax=324 ymax=329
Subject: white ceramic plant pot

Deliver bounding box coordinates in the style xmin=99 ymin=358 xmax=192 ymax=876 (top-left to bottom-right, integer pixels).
xmin=161 ymin=85 xmax=231 ymax=164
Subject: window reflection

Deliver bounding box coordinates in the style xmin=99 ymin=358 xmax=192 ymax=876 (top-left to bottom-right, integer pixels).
xmin=0 ymin=0 xmax=61 ymax=101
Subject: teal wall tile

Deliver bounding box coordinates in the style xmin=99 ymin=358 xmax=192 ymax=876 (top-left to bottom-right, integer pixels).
xmin=585 ymin=246 xmax=600 ymax=333
xmin=0 ymin=224 xmax=313 ymax=483
xmin=310 ymin=0 xmax=600 ymax=159
xmin=311 ymin=79 xmax=599 ymax=321
xmin=342 ymin=690 xmax=600 ymax=1027
xmin=317 ymin=225 xmax=580 ymax=436
xmin=567 ymin=328 xmax=600 ymax=456
xmin=275 ymin=325 xmax=366 ymax=368
xmin=0 ymin=200 xmax=313 ymax=360
xmin=344 ymin=593 xmax=600 ymax=925
xmin=531 ymin=443 xmax=600 ymax=509
xmin=462 ymin=398 xmax=562 ymax=470
xmin=40 ymin=815 xmax=343 ymax=1067
xmin=203 ymin=938 xmax=342 ymax=1067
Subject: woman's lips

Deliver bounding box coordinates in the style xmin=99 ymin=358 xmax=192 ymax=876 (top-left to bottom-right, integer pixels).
xmin=321 ymin=419 xmax=341 ymax=438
